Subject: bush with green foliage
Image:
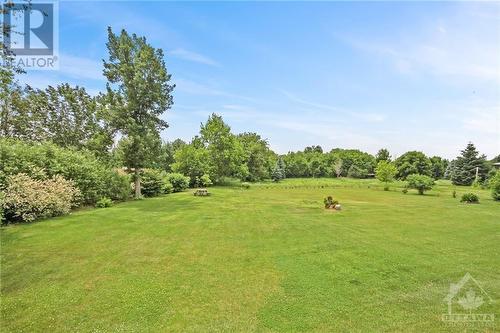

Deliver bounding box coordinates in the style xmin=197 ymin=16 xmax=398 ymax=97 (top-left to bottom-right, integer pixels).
xmin=406 ymin=174 xmax=435 ymax=195
xmin=140 ymin=169 xmax=165 ymax=197
xmin=1 ymin=174 xmax=80 ymax=223
xmin=172 ymin=142 xmax=211 ymax=187
xmin=0 ymin=192 xmax=5 ymax=224
xmin=96 ymin=197 xmax=113 ymax=208
xmin=165 ymin=173 xmax=190 ymax=192
xmin=103 ymin=171 xmax=131 ymax=201
xmin=162 ymin=181 xmax=174 ymax=194
xmin=199 ymin=174 xmax=213 ymax=187
xmin=0 ymin=139 xmax=129 ymax=204
xmin=460 ymin=193 xmax=479 ymax=204
xmin=324 ymin=196 xmax=339 ymax=209
xmin=489 ymin=171 xmax=500 ymax=201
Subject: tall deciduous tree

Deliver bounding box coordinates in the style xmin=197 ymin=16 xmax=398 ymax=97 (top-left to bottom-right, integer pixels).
xmin=103 ymin=27 xmax=174 ymax=198
xmin=376 ymin=148 xmax=391 ymax=163
xmin=171 ymin=139 xmax=211 ymax=187
xmin=394 ymin=151 xmax=432 ymax=180
xmin=429 ymin=156 xmax=448 ymax=180
xmin=200 ymin=114 xmax=246 ymax=183
xmin=0 ymin=72 xmax=24 ymax=137
xmin=237 ymin=132 xmax=275 ymax=182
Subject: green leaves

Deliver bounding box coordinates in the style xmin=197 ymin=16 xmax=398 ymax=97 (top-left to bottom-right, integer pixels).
xmin=406 ymin=174 xmax=435 ymax=195
xmin=375 ymin=161 xmax=397 ymax=184
xmin=394 ymin=151 xmax=432 ymax=180
xmin=200 ymin=114 xmax=246 ymax=183
xmin=103 ymin=28 xmax=174 ymax=197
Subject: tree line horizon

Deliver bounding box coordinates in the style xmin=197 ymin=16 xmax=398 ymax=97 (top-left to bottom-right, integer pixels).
xmin=1 ymin=27 xmax=498 ymax=199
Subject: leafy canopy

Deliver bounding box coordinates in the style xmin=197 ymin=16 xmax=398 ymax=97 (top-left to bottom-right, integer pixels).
xmin=375 ymin=161 xmax=397 ymax=184
xmin=103 ymin=27 xmax=174 ymax=197
xmin=406 ymin=174 xmax=435 ymax=195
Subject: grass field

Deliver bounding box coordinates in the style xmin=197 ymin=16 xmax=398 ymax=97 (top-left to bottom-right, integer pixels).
xmin=1 ymin=179 xmax=499 ymax=332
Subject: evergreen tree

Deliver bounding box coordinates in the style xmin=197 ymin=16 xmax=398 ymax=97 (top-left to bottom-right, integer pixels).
xmin=451 ymin=143 xmax=489 ymax=186
xmin=271 ymin=159 xmax=285 ymax=182
xmin=277 ymin=157 xmax=286 ymax=179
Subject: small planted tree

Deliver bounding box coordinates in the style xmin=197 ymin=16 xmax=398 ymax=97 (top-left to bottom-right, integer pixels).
xmin=375 ymin=161 xmax=397 ymax=190
xmin=406 ymin=174 xmax=435 ymax=195
xmin=271 ymin=162 xmax=285 ymax=182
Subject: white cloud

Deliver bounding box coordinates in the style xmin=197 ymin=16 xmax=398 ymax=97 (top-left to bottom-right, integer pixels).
xmin=174 ymin=78 xmax=257 ymax=102
xmin=169 ymin=48 xmax=220 ymax=67
xmin=461 ymin=106 xmax=500 ymax=135
xmin=342 ymin=4 xmax=500 ymax=84
xmin=280 ymin=89 xmax=386 ymax=123
xmin=59 ymin=53 xmax=104 ymax=81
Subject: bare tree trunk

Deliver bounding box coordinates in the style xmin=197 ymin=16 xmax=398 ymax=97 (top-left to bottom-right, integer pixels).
xmin=134 ymin=168 xmax=141 ymax=199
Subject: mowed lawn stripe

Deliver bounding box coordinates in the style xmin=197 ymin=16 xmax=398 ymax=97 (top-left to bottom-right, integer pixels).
xmin=1 ymin=179 xmax=499 ymax=332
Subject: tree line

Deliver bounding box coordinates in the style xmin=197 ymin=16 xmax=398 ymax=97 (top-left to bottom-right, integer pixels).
xmin=2 ymin=27 xmax=499 ymax=199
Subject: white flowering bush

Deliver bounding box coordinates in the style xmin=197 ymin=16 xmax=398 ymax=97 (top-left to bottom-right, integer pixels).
xmin=1 ymin=174 xmax=81 ymax=223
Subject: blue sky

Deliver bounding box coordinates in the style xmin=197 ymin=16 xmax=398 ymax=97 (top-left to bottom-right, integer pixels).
xmin=21 ymin=1 xmax=500 ymax=159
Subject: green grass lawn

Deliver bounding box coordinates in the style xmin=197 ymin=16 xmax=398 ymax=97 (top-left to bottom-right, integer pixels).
xmin=1 ymin=179 xmax=499 ymax=332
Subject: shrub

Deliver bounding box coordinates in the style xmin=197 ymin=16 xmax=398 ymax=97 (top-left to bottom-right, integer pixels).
xmin=2 ymin=174 xmax=80 ymax=223
xmin=96 ymin=197 xmax=113 ymax=208
xmin=324 ymin=196 xmax=339 ymax=209
xmin=460 ymin=193 xmax=479 ymax=204
xmin=166 ymin=173 xmax=190 ymax=192
xmin=0 ymin=191 xmax=5 ymax=224
xmin=0 ymin=139 xmax=126 ymax=204
xmin=162 ymin=181 xmax=174 ymax=194
xmin=140 ymin=169 xmax=165 ymax=197
xmin=102 ymin=171 xmax=131 ymax=201
xmin=490 ymin=171 xmax=500 ymax=201
xmin=406 ymin=174 xmax=435 ymax=195
xmin=199 ymin=174 xmax=212 ymax=187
